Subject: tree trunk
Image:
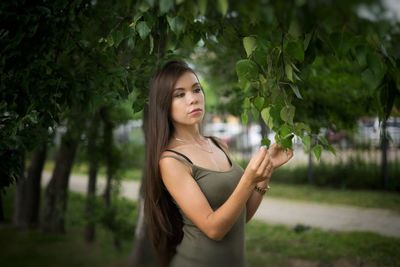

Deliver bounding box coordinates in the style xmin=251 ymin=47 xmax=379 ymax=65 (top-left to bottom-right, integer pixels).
xmin=41 ymin=126 xmax=80 ymax=233
xmin=307 ymin=135 xmax=317 ymax=185
xmin=23 ymin=144 xmax=47 ymax=228
xmin=102 ymin=109 xmax=113 ymax=208
xmin=13 ymin=151 xmax=26 ymax=228
xmin=0 ymin=193 xmax=4 ymax=222
xmin=380 ymin=119 xmax=389 ymax=189
xmin=101 ymin=107 xmax=121 ymax=249
xmin=307 ymin=150 xmax=314 ymax=184
xmin=85 ymin=112 xmax=101 ymax=242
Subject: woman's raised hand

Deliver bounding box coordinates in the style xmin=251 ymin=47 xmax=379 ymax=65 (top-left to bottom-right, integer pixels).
xmin=267 ymin=143 xmax=293 ymax=169
xmin=243 ymin=146 xmax=274 ymax=184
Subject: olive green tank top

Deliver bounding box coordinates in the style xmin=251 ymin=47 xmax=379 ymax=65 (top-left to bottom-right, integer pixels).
xmin=163 ymin=139 xmax=247 ymax=267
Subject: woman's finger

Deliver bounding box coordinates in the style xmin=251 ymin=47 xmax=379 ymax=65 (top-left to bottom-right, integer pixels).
xmin=250 ymin=146 xmax=268 ymax=169
xmin=258 ymin=150 xmax=271 ymax=173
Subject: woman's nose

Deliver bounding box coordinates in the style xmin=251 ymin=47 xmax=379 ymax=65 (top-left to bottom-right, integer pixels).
xmin=187 ymin=92 xmax=199 ymax=104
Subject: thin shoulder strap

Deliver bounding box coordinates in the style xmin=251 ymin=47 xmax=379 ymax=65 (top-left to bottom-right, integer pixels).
xmin=208 ymin=136 xmax=232 ymax=165
xmin=163 ymin=149 xmax=193 ymax=164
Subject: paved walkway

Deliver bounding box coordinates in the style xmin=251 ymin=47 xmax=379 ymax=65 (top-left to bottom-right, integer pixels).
xmin=42 ymin=173 xmax=400 ymax=238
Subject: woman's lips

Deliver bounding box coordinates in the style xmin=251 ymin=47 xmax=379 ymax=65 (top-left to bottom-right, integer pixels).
xmin=189 ymin=108 xmax=202 ymax=114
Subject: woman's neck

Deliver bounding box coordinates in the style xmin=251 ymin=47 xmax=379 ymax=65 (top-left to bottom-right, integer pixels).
xmin=172 ymin=125 xmax=203 ymax=142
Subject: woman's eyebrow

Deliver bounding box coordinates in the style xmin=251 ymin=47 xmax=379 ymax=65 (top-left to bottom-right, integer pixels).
xmin=174 ymin=82 xmax=201 ymax=91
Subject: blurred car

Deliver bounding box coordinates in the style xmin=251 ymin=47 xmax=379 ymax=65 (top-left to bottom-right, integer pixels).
xmin=203 ymin=122 xmax=241 ymax=144
xmin=386 ymin=117 xmax=400 ymax=147
xmin=325 ymin=129 xmax=350 ymax=149
xmin=355 ymin=117 xmax=400 ymax=147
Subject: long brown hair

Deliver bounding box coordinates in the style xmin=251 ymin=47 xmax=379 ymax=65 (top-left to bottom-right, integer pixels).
xmin=144 ymin=60 xmax=197 ymax=266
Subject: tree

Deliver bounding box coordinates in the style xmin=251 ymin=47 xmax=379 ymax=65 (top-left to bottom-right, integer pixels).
xmin=84 ymin=111 xmax=101 ymax=242
xmin=1 ymin=0 xmax=140 ymax=231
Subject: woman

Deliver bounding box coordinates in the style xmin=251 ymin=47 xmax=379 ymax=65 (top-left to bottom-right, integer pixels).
xmin=144 ymin=60 xmax=293 ymax=267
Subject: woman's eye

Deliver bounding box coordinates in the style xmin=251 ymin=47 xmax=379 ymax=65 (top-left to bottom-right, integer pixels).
xmin=194 ymin=87 xmax=202 ymax=93
xmin=174 ymin=93 xmax=185 ymax=98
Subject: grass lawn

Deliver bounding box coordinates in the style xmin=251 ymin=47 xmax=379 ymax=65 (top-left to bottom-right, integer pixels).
xmin=267 ymin=183 xmax=400 ymax=214
xmin=0 ymin=226 xmax=132 ymax=267
xmin=0 ymin=188 xmax=136 ymax=267
xmin=1 ymin=186 xmax=400 ymax=267
xmin=246 ymin=221 xmax=400 ymax=267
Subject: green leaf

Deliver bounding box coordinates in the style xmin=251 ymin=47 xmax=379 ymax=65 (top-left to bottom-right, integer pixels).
xmin=293 ymin=72 xmax=301 ymax=82
xmin=277 ymin=125 xmax=294 ymax=149
xmin=288 ymin=19 xmax=301 ymax=37
xmin=285 ymin=63 xmax=293 ymax=82
xmin=327 ymin=144 xmax=336 ymax=155
xmin=285 ymin=41 xmax=304 ymax=62
xmin=367 ymin=52 xmax=384 ymax=77
xmin=198 ymin=0 xmax=207 ymax=15
xmin=312 ymin=144 xmax=322 ymax=160
xmin=235 ymin=59 xmax=259 ymax=82
xmin=241 ymin=112 xmax=248 ymax=125
xmin=281 ymin=134 xmax=294 ymax=149
xmin=261 ymin=137 xmax=271 ymax=148
xmin=160 ymin=0 xmax=174 ymax=14
xmin=294 ymin=122 xmax=311 ymax=136
xmin=291 ymin=62 xmax=300 ymax=72
xmin=302 ymin=135 xmax=311 ymax=151
xmin=146 ymin=0 xmax=155 ymax=6
xmin=253 ymin=96 xmax=264 ymax=111
xmin=127 ymin=37 xmax=135 ymax=49
xmin=318 ymin=135 xmax=329 ymax=146
xmin=106 ymin=35 xmax=114 ymax=47
xmin=250 ymin=107 xmax=260 ymax=121
xmin=261 ymin=107 xmax=273 ymax=129
xmin=361 ymin=68 xmax=380 ymax=90
xmin=217 ymin=0 xmax=228 ymax=16
xmin=139 ymin=2 xmax=151 ymax=12
xmin=129 ymin=13 xmax=143 ymax=29
xmin=355 ymin=46 xmax=367 ymax=67
xmin=111 ymin=30 xmax=123 ymax=47
xmin=243 ymin=36 xmax=257 ymax=57
xmin=279 ymin=124 xmax=292 ymax=138
xmin=149 ymin=35 xmax=154 ymax=54
xmin=136 ymin=21 xmax=151 ymax=40
xmin=289 ymin=84 xmax=302 ymax=99
xmin=304 ymin=32 xmax=312 ymax=51
xmin=280 ymin=105 xmax=295 ymax=125
xmin=167 ymin=16 xmax=186 ymax=34
xmin=243 ymin=97 xmax=251 ymax=109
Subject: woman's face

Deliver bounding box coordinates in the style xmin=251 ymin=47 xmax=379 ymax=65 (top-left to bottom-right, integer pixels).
xmin=170 ymin=71 xmax=205 ymax=127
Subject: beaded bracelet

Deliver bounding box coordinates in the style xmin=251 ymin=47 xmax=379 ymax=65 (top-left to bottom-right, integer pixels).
xmin=254 ymin=184 xmax=271 ymax=195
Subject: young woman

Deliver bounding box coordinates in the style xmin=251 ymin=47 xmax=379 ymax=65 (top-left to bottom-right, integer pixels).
xmin=144 ymin=60 xmax=293 ymax=267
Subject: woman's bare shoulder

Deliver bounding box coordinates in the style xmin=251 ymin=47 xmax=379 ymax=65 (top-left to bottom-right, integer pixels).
xmin=159 ymin=149 xmax=192 ymax=174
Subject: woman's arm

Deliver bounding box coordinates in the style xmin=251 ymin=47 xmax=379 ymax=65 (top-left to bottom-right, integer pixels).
xmin=160 ymin=147 xmax=272 ymax=241
xmin=245 ymin=179 xmax=269 ymax=222
xmin=245 ymin=144 xmax=294 ymax=222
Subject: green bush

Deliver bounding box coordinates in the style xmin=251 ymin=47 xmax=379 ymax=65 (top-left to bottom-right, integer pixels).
xmin=272 ymin=159 xmax=400 ymax=191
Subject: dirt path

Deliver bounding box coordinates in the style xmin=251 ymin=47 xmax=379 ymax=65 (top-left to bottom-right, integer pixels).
xmin=42 ymin=173 xmax=400 ymax=238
